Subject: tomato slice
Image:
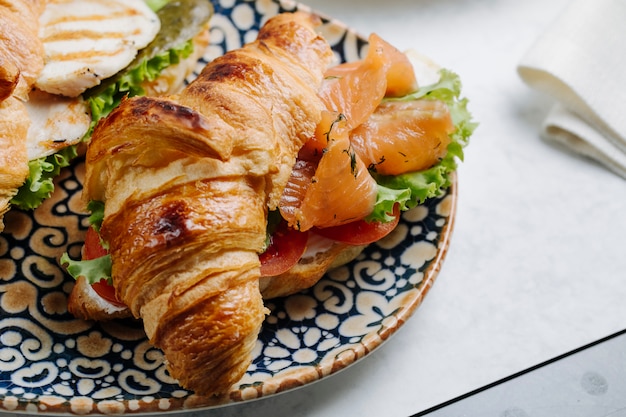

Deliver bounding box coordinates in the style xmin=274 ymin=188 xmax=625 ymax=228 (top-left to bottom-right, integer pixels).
xmin=312 ymin=204 xmax=401 ymax=245
xmin=82 ymin=226 xmax=126 ymax=307
xmin=91 ymin=279 xmax=126 ymax=307
xmin=83 ymin=226 xmax=108 ymax=260
xmin=259 ymin=220 xmax=309 ymax=277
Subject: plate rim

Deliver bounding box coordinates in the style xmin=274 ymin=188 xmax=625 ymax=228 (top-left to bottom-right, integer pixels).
xmin=0 ymin=0 xmax=459 ymax=413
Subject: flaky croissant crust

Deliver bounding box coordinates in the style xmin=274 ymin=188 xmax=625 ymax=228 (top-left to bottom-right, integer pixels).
xmin=0 ymin=0 xmax=46 ymax=231
xmin=82 ymin=12 xmax=333 ymax=396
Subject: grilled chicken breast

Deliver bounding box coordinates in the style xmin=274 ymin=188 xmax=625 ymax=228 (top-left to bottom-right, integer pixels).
xmin=36 ymin=0 xmax=161 ymax=97
xmin=25 ymin=90 xmax=90 ymax=161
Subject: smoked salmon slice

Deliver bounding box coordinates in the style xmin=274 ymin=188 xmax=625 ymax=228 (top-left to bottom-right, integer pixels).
xmin=318 ymin=35 xmax=387 ymax=131
xmin=281 ymin=32 xmax=455 ymax=228
xmin=370 ymin=33 xmax=418 ymax=97
xmin=350 ymin=99 xmax=454 ymax=176
xmin=280 ymin=113 xmax=377 ymax=231
xmin=320 ymin=33 xmax=418 ymax=127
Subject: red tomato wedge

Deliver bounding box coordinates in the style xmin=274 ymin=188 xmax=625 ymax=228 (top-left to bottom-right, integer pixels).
xmin=82 ymin=226 xmax=126 ymax=307
xmin=313 ymin=204 xmax=401 ymax=245
xmin=83 ymin=226 xmax=108 ymax=260
xmin=259 ymin=220 xmax=309 ymax=277
xmin=91 ymin=279 xmax=125 ymax=307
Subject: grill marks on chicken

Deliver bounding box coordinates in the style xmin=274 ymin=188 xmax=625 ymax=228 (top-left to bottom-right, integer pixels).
xmin=36 ymin=0 xmax=160 ymax=97
xmin=82 ymin=12 xmax=333 ymax=396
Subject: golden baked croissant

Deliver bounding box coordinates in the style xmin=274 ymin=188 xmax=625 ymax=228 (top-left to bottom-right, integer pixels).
xmin=0 ymin=97 xmax=29 ymax=227
xmin=0 ymin=0 xmax=45 ymax=102
xmin=0 ymin=0 xmax=46 ymax=231
xmin=81 ymin=12 xmax=333 ymax=395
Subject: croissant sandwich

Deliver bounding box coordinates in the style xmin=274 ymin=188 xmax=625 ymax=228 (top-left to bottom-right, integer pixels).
xmin=0 ymin=0 xmax=212 ymax=232
xmin=61 ymin=11 xmax=476 ymax=396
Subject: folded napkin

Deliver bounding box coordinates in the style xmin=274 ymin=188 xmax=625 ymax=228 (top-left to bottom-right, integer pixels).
xmin=517 ymin=0 xmax=626 ymax=179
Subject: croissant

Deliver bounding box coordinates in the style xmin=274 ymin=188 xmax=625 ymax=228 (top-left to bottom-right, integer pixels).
xmin=0 ymin=0 xmax=46 ymax=231
xmin=82 ymin=12 xmax=333 ymax=395
xmin=0 ymin=0 xmax=45 ymax=102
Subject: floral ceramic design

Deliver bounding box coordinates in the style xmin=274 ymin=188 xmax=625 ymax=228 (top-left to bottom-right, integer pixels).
xmin=0 ymin=0 xmax=457 ymax=414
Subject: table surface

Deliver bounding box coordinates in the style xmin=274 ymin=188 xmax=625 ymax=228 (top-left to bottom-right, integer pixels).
xmin=418 ymin=328 xmax=626 ymax=417
xmin=188 ymin=0 xmax=626 ymax=416
xmin=8 ymin=1 xmax=626 ymax=416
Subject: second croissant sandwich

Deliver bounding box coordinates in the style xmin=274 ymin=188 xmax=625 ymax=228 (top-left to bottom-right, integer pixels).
xmin=0 ymin=0 xmax=212 ymax=232
xmin=62 ymin=11 xmax=476 ymax=396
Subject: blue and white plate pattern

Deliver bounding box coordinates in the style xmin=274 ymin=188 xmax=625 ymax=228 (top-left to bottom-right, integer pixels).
xmin=0 ymin=0 xmax=457 ymax=414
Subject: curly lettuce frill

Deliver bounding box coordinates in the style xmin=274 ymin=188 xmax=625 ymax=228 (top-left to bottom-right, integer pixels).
xmin=10 ymin=146 xmax=77 ymax=210
xmin=366 ymin=69 xmax=477 ymax=223
xmin=86 ymin=41 xmax=194 ymax=128
xmin=60 ymin=201 xmax=111 ymax=284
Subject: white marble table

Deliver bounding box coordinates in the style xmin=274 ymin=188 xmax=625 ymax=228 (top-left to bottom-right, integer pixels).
xmin=167 ymin=0 xmax=626 ymax=416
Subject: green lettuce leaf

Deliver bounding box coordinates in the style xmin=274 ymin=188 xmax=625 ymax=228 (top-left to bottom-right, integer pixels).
xmin=60 ymin=202 xmax=108 ymax=282
xmin=145 ymin=0 xmax=170 ymax=11
xmin=85 ymin=0 xmax=212 ymax=126
xmin=85 ymin=40 xmax=194 ymax=127
xmin=87 ymin=200 xmax=105 ymax=232
xmin=60 ymin=252 xmax=112 ymax=285
xmin=365 ymin=69 xmax=477 ymax=223
xmin=59 ymin=199 xmax=109 ymax=284
xmin=10 ymin=146 xmax=77 ymax=210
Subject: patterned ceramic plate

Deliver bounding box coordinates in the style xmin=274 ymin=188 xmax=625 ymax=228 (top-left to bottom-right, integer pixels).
xmin=0 ymin=0 xmax=457 ymax=414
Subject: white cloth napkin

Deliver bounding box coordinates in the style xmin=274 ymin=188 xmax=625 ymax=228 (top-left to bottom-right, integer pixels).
xmin=517 ymin=0 xmax=626 ymax=179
